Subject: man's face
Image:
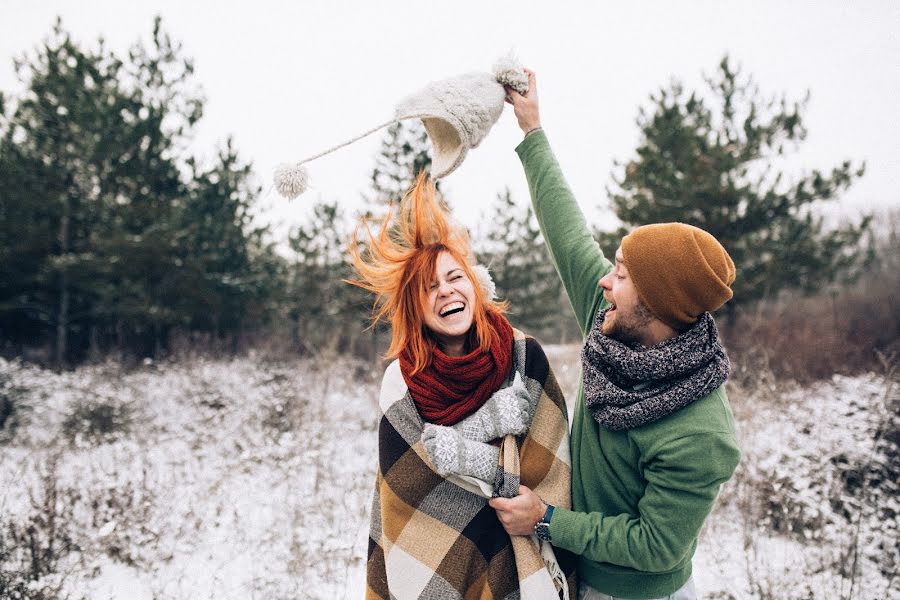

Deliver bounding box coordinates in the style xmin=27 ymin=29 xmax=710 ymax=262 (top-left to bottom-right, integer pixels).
xmin=597 ymin=246 xmax=655 ymax=345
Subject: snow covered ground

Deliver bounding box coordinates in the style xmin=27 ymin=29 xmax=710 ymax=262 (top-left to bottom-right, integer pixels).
xmin=0 ymin=349 xmax=896 ymax=599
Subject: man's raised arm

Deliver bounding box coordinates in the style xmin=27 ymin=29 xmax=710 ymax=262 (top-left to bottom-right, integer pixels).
xmin=506 ymin=70 xmax=612 ymax=335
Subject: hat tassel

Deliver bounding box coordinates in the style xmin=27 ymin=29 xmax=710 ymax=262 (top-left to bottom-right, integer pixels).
xmin=274 ymin=118 xmax=396 ymax=200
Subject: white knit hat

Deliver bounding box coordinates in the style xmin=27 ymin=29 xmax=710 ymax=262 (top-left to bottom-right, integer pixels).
xmin=274 ymin=55 xmax=528 ymax=199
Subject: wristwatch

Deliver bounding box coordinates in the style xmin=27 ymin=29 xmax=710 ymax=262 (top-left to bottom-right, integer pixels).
xmin=534 ymin=503 xmax=554 ymax=542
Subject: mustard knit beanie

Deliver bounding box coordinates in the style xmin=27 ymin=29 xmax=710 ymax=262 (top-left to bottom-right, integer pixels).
xmin=621 ymin=223 xmax=736 ymax=329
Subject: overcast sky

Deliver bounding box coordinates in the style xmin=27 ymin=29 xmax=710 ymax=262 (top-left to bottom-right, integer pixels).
xmin=2 ymin=1 xmax=897 ymax=242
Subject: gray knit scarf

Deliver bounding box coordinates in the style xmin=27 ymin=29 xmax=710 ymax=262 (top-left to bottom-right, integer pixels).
xmin=581 ymin=309 xmax=729 ymax=431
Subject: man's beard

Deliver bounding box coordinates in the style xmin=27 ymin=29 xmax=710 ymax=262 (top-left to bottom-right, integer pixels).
xmin=604 ymin=300 xmax=655 ymax=346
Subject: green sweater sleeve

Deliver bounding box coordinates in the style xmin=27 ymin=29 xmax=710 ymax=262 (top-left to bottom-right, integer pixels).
xmin=515 ymin=130 xmax=613 ymax=336
xmin=548 ymin=432 xmax=740 ymax=572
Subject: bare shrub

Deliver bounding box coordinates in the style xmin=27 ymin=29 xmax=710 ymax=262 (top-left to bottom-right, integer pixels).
xmin=0 ymin=451 xmax=158 ymax=596
xmin=0 ymin=455 xmax=81 ymax=599
xmin=0 ymin=528 xmax=65 ymax=600
xmin=722 ymin=280 xmax=898 ymax=382
xmin=840 ymin=353 xmax=899 ymax=586
xmin=62 ymin=393 xmax=133 ymax=446
xmin=729 ymin=353 xmax=899 ymax=598
xmin=722 ymin=212 xmax=899 ymax=383
xmin=259 ymin=371 xmax=307 ymax=435
xmin=0 ymin=543 xmax=59 ymax=600
xmin=0 ymin=370 xmax=29 ymax=445
xmin=83 ymin=477 xmax=158 ymax=567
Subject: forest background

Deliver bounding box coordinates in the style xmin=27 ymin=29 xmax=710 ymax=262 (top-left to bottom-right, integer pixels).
xmin=1 ymin=18 xmax=895 ymax=376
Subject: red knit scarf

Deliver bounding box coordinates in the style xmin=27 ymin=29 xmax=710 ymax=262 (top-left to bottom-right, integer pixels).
xmin=400 ymin=311 xmax=514 ymax=426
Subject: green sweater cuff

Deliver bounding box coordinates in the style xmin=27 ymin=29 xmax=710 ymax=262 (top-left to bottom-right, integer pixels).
xmin=515 ymin=127 xmax=549 ymax=157
xmin=548 ymin=505 xmax=589 ymax=556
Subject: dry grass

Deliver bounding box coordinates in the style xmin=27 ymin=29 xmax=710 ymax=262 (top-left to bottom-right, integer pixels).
xmin=722 ymin=216 xmax=899 ymax=384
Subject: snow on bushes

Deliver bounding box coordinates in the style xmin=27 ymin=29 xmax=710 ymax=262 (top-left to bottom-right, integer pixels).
xmin=0 ymin=355 xmax=895 ymax=599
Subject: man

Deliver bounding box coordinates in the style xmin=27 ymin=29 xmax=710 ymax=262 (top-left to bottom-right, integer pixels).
xmin=489 ymin=70 xmax=741 ymax=600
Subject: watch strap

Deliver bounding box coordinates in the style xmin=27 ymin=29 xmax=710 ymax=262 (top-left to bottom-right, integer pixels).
xmin=534 ymin=503 xmax=555 ymax=541
xmin=542 ymin=504 xmax=555 ymax=524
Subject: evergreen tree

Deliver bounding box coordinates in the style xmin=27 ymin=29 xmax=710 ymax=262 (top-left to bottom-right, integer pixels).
xmin=0 ymin=18 xmax=274 ymax=364
xmin=366 ymin=120 xmax=437 ymax=209
xmin=478 ymin=189 xmax=576 ymax=342
xmin=287 ymin=201 xmax=363 ymax=355
xmin=607 ymin=56 xmax=871 ymax=314
xmin=172 ymin=140 xmax=277 ymax=347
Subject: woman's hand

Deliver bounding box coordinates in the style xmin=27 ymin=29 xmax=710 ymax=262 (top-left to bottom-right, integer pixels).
xmin=455 ymin=372 xmax=532 ymax=443
xmin=422 ymin=424 xmax=499 ymax=482
xmin=505 ymin=68 xmax=541 ymax=135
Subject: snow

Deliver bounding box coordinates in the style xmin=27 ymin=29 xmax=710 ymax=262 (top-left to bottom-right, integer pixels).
xmin=1 ymin=356 xmax=378 ymax=599
xmin=0 ymin=353 xmax=896 ymax=599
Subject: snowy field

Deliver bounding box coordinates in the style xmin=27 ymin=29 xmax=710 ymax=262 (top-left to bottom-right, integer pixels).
xmin=0 ymin=348 xmax=896 ymax=599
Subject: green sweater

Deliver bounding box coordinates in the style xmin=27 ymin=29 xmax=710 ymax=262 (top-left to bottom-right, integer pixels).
xmin=516 ymin=130 xmax=741 ymax=599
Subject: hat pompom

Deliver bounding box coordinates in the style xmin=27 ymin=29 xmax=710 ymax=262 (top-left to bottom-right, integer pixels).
xmin=471 ymin=264 xmax=497 ymax=301
xmin=274 ymin=163 xmax=310 ymax=199
xmin=492 ymin=53 xmax=528 ymax=95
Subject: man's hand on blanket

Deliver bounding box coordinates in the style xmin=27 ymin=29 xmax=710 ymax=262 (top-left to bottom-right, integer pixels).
xmin=422 ymin=424 xmax=500 ymax=481
xmin=489 ymin=485 xmax=547 ymax=536
xmin=454 ymin=372 xmax=533 ymax=443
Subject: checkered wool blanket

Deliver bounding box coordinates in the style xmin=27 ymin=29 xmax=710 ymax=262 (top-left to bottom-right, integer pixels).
xmin=366 ymin=330 xmax=576 ymax=599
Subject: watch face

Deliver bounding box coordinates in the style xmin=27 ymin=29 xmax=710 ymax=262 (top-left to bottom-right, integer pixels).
xmin=535 ymin=522 xmax=551 ymax=542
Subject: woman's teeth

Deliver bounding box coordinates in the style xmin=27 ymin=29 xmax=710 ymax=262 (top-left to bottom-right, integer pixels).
xmin=440 ymin=302 xmax=465 ymax=317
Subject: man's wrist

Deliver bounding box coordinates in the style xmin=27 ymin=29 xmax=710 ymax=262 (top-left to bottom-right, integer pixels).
xmin=524 ymin=126 xmax=543 ymax=138
xmin=534 ymin=502 xmax=554 ymax=541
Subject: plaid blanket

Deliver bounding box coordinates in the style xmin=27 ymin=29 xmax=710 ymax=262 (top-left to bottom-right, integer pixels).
xmin=366 ymin=329 xmax=576 ymax=599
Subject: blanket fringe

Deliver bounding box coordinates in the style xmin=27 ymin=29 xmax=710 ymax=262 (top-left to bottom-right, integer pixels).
xmin=541 ymin=539 xmax=570 ymax=600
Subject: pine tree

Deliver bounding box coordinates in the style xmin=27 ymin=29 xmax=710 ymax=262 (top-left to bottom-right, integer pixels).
xmin=287 ymin=201 xmax=362 ymax=355
xmin=607 ymin=56 xmax=871 ymax=314
xmin=478 ymin=189 xmax=576 ymax=342
xmin=366 ymin=120 xmax=437 ymax=208
xmin=173 ymin=140 xmax=277 ymax=348
xmin=0 ymin=18 xmax=274 ymax=364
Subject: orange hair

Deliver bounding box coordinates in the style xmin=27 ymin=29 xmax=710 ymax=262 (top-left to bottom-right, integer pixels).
xmin=348 ymin=173 xmax=506 ymax=375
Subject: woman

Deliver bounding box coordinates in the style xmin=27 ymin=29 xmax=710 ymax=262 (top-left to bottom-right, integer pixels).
xmin=350 ymin=174 xmax=576 ymax=599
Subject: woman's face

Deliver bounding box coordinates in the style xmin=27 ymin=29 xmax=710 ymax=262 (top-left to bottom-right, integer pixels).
xmin=423 ymin=251 xmax=476 ymax=351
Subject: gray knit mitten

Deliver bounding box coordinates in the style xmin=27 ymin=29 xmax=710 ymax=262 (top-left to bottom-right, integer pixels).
xmin=422 ymin=424 xmax=500 ymax=481
xmin=455 ymin=372 xmax=533 ymax=443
